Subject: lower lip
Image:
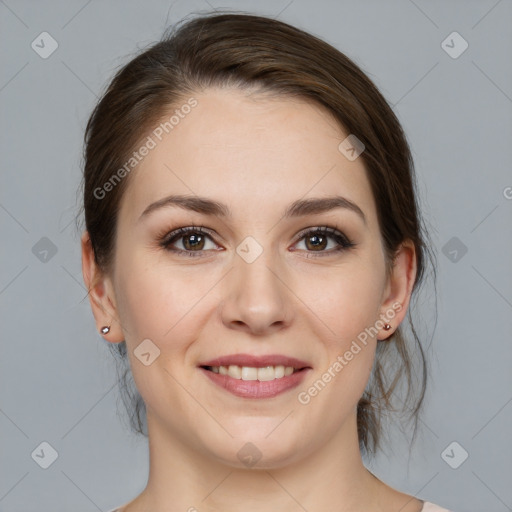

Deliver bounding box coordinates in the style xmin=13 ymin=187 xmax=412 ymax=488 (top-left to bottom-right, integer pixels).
xmin=199 ymin=367 xmax=310 ymax=399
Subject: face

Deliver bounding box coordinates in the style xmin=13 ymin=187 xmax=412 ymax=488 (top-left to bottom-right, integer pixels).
xmin=85 ymin=87 xmax=414 ymax=468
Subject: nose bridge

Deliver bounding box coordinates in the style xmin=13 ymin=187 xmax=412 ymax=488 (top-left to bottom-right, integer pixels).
xmin=220 ymin=235 xmax=292 ymax=334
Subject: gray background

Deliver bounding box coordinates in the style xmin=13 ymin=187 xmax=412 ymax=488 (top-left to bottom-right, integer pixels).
xmin=1 ymin=0 xmax=511 ymax=511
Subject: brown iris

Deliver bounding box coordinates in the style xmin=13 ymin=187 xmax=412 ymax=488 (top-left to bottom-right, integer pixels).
xmin=183 ymin=233 xmax=206 ymax=251
xmin=305 ymin=233 xmax=327 ymax=251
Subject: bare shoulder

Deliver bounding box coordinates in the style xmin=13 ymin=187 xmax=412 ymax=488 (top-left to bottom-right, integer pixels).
xmin=385 ymin=492 xmax=424 ymax=512
xmin=373 ymin=481 xmax=425 ymax=512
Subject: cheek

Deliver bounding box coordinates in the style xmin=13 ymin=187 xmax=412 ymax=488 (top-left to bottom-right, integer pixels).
xmin=313 ymin=275 xmax=378 ymax=387
xmin=296 ymin=263 xmax=384 ymax=346
xmin=291 ymin=257 xmax=384 ymax=402
xmin=113 ymin=248 xmax=215 ymax=343
xmin=112 ymin=251 xmax=216 ymax=416
xmin=295 ymin=273 xmax=380 ymax=430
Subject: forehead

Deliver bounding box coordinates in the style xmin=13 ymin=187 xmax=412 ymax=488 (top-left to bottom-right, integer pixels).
xmin=121 ymin=87 xmax=376 ymax=223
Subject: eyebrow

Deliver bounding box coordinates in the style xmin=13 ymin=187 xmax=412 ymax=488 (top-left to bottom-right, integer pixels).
xmin=139 ymin=194 xmax=366 ymax=224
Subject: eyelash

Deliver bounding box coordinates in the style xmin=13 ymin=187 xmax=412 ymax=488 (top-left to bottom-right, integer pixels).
xmin=157 ymin=225 xmax=356 ymax=258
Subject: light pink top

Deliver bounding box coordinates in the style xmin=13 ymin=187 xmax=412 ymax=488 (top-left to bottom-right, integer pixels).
xmin=421 ymin=502 xmax=452 ymax=511
xmin=108 ymin=500 xmax=452 ymax=511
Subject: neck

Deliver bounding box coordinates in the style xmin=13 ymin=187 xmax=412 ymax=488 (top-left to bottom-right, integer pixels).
xmin=130 ymin=410 xmax=386 ymax=512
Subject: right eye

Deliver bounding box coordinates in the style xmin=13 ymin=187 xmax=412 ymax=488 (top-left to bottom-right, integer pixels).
xmin=159 ymin=226 xmax=222 ymax=257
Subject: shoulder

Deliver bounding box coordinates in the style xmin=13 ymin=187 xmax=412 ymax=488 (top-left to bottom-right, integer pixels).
xmin=421 ymin=502 xmax=453 ymax=512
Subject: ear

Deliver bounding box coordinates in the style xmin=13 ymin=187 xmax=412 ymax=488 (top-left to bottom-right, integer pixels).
xmin=81 ymin=231 xmax=124 ymax=343
xmin=377 ymin=239 xmax=417 ymax=340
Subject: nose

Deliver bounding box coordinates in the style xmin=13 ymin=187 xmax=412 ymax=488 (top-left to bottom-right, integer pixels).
xmin=219 ymin=249 xmax=293 ymax=336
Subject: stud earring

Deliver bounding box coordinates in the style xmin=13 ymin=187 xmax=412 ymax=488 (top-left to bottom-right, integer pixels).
xmin=101 ymin=326 xmax=111 ymax=335
xmin=378 ymin=323 xmax=393 ymax=342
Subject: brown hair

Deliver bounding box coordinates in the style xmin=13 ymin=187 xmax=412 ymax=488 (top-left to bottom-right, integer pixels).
xmin=79 ymin=11 xmax=435 ymax=456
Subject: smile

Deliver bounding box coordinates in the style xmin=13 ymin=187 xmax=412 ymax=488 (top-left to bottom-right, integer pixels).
xmin=198 ymin=354 xmax=311 ymax=399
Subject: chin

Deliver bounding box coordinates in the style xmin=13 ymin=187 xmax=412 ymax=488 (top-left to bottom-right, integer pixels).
xmin=203 ymin=425 xmax=309 ymax=470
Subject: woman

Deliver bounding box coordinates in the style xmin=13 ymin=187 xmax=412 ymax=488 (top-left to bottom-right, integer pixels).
xmin=80 ymin=12 xmax=450 ymax=512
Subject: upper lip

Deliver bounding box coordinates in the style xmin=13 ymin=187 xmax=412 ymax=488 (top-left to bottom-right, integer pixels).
xmin=199 ymin=353 xmax=312 ymax=369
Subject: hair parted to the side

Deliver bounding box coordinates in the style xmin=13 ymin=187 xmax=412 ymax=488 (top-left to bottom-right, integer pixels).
xmin=78 ymin=11 xmax=436 ymax=457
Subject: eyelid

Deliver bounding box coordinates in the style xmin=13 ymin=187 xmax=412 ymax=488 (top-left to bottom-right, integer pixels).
xmin=293 ymin=225 xmax=342 ymax=242
xmin=159 ymin=225 xmax=213 ymax=243
xmin=158 ymin=225 xmax=222 ymax=253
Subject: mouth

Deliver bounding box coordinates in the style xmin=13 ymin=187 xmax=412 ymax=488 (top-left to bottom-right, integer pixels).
xmin=198 ymin=354 xmax=312 ymax=399
xmin=201 ymin=364 xmax=304 ymax=381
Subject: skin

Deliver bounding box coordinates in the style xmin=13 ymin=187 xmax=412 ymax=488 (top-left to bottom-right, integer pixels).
xmin=82 ymin=88 xmax=421 ymax=512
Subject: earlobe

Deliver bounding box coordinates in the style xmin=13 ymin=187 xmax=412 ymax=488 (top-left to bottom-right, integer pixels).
xmin=377 ymin=240 xmax=417 ymax=341
xmin=81 ymin=231 xmax=124 ymax=343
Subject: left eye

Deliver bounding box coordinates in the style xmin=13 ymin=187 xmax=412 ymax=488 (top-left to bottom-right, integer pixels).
xmin=293 ymin=227 xmax=354 ymax=254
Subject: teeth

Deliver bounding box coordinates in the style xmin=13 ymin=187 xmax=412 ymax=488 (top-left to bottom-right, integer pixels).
xmin=228 ymin=365 xmax=242 ymax=379
xmin=241 ymin=366 xmax=257 ymax=380
xmin=256 ymin=366 xmax=274 ymax=381
xmin=274 ymin=365 xmax=285 ymax=379
xmin=210 ymin=364 xmax=297 ymax=381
